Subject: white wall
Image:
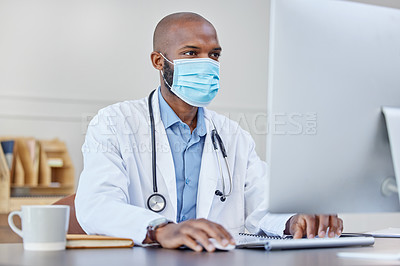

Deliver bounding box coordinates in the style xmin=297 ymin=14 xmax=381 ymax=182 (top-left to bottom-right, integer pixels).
xmin=1 ymin=0 xmax=400 ymax=232
xmin=0 ymin=0 xmax=269 ymax=187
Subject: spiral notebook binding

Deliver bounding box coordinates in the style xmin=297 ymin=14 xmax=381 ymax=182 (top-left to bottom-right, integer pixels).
xmin=238 ymin=232 xmax=284 ymax=240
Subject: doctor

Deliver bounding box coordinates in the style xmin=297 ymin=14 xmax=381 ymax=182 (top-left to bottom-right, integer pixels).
xmin=75 ymin=12 xmax=343 ymax=252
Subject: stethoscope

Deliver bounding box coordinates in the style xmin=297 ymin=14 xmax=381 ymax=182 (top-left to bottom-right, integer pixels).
xmin=146 ymin=89 xmax=233 ymax=213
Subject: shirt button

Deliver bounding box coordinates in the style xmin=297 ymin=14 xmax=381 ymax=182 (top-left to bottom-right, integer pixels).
xmin=182 ymin=215 xmax=186 ymax=221
xmin=185 ymin=179 xmax=189 ymax=184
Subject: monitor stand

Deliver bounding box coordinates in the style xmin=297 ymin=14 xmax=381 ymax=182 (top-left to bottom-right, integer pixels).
xmin=381 ymin=107 xmax=400 ymax=202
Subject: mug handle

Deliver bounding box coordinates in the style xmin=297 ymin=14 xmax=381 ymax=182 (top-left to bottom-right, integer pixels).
xmin=8 ymin=211 xmax=23 ymax=238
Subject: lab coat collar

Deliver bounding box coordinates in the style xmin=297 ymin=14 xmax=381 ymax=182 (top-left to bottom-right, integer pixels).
xmin=151 ymin=87 xmax=163 ymax=133
xmin=196 ymin=110 xmax=220 ymax=219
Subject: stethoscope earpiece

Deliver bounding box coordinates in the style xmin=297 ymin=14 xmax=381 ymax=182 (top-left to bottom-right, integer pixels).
xmin=215 ymin=190 xmax=227 ymax=202
xmin=215 ymin=190 xmax=223 ymax=196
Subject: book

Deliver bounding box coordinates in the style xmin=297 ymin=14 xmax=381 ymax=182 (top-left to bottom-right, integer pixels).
xmin=16 ymin=138 xmax=37 ymax=186
xmin=66 ymin=234 xmax=134 ymax=249
xmin=47 ymin=158 xmax=64 ymax=167
xmin=25 ymin=138 xmax=40 ymax=186
xmin=0 ymin=145 xmax=11 ymax=213
xmin=0 ymin=145 xmax=10 ymax=178
xmin=12 ymin=153 xmax=25 ymax=186
xmin=0 ymin=140 xmax=14 ymax=170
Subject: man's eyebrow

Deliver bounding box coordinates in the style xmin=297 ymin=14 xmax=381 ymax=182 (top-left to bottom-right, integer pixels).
xmin=178 ymin=46 xmax=222 ymax=51
xmin=179 ymin=45 xmax=201 ymax=50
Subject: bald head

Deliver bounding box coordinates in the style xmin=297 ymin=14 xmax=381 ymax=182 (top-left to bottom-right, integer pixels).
xmin=150 ymin=12 xmax=221 ymax=113
xmin=153 ymin=12 xmax=216 ymax=52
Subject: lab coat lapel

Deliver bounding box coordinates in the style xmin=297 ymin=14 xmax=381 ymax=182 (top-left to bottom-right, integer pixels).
xmin=151 ymin=88 xmax=177 ymax=219
xmin=196 ymin=111 xmax=219 ymax=219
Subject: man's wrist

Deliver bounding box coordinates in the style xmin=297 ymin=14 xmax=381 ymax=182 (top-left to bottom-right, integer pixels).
xmin=146 ymin=218 xmax=174 ymax=243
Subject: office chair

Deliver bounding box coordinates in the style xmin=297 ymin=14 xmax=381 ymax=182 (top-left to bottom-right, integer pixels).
xmin=53 ymin=193 xmax=86 ymax=235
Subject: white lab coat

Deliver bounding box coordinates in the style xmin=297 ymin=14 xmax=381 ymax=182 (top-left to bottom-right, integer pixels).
xmin=75 ymin=87 xmax=292 ymax=245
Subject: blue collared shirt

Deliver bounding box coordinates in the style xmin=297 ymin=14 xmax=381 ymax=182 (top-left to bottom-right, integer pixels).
xmin=158 ymin=89 xmax=206 ymax=222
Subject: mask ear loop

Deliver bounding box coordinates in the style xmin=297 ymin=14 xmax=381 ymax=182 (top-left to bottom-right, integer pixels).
xmin=159 ymin=53 xmax=174 ymax=89
xmin=160 ymin=70 xmax=173 ymax=89
xmin=159 ymin=52 xmax=174 ymax=65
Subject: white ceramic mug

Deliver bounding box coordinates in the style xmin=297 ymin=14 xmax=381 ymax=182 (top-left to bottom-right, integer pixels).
xmin=8 ymin=205 xmax=70 ymax=251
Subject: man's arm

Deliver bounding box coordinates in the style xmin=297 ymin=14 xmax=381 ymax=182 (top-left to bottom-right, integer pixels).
xmin=75 ymin=110 xmax=163 ymax=244
xmin=76 ymin=109 xmax=234 ymax=251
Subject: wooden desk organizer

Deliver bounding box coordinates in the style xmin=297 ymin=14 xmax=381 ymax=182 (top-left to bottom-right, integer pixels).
xmin=0 ymin=137 xmax=75 ymax=213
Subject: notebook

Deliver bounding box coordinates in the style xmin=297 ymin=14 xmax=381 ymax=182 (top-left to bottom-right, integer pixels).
xmin=66 ymin=234 xmax=134 ymax=249
xmin=235 ymin=233 xmax=375 ymax=251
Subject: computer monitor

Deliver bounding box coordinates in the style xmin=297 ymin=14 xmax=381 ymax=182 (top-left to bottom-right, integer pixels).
xmin=266 ymin=0 xmax=400 ymax=213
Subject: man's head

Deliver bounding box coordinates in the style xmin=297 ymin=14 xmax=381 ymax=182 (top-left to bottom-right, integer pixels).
xmin=151 ymin=12 xmax=221 ymax=95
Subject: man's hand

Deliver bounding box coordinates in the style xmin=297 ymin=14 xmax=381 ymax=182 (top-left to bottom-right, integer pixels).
xmin=153 ymin=218 xmax=235 ymax=252
xmin=285 ymin=214 xmax=343 ymax=239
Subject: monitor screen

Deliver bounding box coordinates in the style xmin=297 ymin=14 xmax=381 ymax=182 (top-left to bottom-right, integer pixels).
xmin=266 ymin=0 xmax=400 ymax=213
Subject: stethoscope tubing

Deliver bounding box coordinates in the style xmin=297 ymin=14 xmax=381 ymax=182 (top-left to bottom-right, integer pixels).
xmin=147 ymin=89 xmax=233 ymax=212
xmin=148 ymin=90 xmax=158 ymax=193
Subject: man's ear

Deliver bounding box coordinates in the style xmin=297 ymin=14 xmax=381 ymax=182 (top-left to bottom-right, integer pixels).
xmin=150 ymin=52 xmax=163 ymax=70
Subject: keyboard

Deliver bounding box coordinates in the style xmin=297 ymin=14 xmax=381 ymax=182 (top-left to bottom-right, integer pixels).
xmin=235 ymin=233 xmax=375 ymax=251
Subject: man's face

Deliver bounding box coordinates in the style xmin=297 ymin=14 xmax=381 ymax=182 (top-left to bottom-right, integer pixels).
xmin=161 ymin=20 xmax=222 ymax=88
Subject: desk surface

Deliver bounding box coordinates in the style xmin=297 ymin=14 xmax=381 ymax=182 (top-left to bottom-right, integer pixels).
xmin=1 ymin=238 xmax=399 ymax=266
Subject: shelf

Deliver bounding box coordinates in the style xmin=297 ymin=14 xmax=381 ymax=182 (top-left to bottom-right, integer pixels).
xmin=11 ymin=186 xmax=74 ymax=197
xmin=11 ymin=184 xmax=74 ymax=189
xmin=0 ymin=137 xmax=75 ymax=213
xmin=8 ymin=196 xmax=64 ymax=212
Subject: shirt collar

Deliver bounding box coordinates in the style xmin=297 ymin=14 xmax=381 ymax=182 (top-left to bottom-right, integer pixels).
xmin=158 ymin=88 xmax=207 ymax=137
xmin=196 ymin=107 xmax=206 ymax=137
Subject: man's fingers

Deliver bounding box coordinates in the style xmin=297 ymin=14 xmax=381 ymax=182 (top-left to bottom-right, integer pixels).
xmin=290 ymin=214 xmax=344 ymax=240
xmin=291 ymin=216 xmax=306 ymax=239
xmin=156 ymin=219 xmax=235 ymax=251
xmin=214 ymin=223 xmax=235 ymax=245
xmin=189 ymin=228 xmax=215 ymax=252
xmin=317 ymin=215 xmax=330 ymax=238
xmin=330 ymin=215 xmax=343 ymax=237
xmin=328 ymin=215 xmax=339 ymax=238
xmin=337 ymin=218 xmax=344 ymax=235
xmin=305 ymin=215 xmax=317 ymax=239
xmin=191 ymin=219 xmax=234 ymax=246
xmin=293 ymin=224 xmax=304 ymax=239
xmin=182 ymin=235 xmax=203 ymax=252
xmin=180 ymin=225 xmax=215 ymax=252
xmin=290 ymin=215 xmax=306 ymax=239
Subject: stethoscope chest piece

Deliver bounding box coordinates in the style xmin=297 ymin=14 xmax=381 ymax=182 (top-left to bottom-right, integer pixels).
xmin=147 ymin=193 xmax=166 ymax=212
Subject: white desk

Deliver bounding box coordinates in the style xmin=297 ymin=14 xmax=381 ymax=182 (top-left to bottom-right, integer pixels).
xmin=0 ymin=238 xmax=399 ymax=266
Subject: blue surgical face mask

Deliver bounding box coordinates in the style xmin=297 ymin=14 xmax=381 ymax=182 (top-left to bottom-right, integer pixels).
xmin=160 ymin=53 xmax=220 ymax=107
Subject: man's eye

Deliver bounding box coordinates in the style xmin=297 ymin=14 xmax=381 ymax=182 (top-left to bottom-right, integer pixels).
xmin=211 ymin=53 xmax=221 ymax=59
xmin=184 ymin=51 xmax=196 ymax=56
